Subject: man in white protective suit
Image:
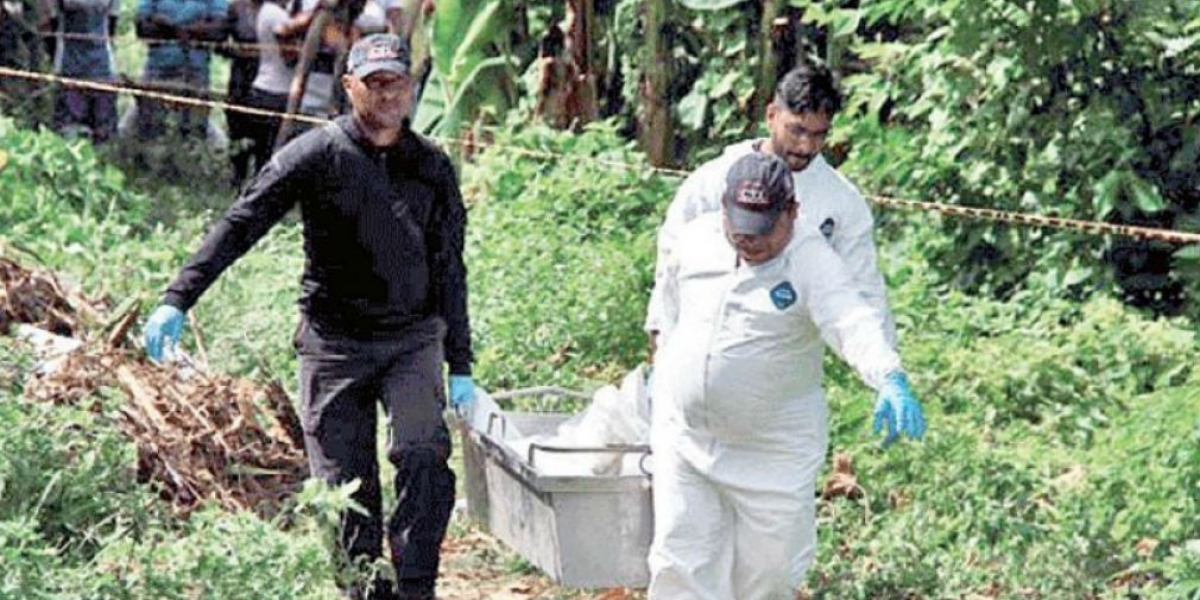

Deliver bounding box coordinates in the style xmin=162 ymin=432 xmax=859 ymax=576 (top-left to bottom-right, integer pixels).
xmin=647 ymin=151 xmax=926 ymax=600
xmin=645 ymin=60 xmax=896 ymax=353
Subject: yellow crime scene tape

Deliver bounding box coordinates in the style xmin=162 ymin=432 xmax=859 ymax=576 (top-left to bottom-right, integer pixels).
xmin=867 ymin=195 xmax=1200 ymax=245
xmin=1 ymin=65 xmax=1199 ymax=246
xmin=38 ymin=30 xmax=304 ymax=54
xmin=0 ymin=66 xmax=327 ymax=125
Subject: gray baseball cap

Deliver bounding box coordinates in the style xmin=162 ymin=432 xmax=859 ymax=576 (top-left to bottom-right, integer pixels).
xmin=347 ymin=33 xmax=411 ymax=78
xmin=722 ymin=152 xmax=795 ymax=235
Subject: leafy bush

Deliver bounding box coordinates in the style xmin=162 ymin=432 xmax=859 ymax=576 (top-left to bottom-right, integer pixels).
xmin=0 ymin=386 xmax=154 ymax=559
xmin=814 ymin=217 xmax=1200 ymax=596
xmin=0 ymin=340 xmax=33 ymax=394
xmin=813 ymin=382 xmax=1200 ymax=599
xmin=77 ymin=505 xmax=339 ymax=600
xmin=102 ymin=132 xmax=240 ymax=218
xmin=462 ymin=119 xmax=677 ymax=392
xmin=1068 ymin=386 xmax=1200 ymax=554
xmin=0 ymin=517 xmax=71 ymax=600
xmin=0 ymin=118 xmax=205 ymax=311
xmin=0 ymin=118 xmax=302 ymax=382
xmin=0 ymin=118 xmax=152 ymax=241
xmin=1158 ymin=541 xmax=1200 ymax=600
xmin=822 ymin=0 xmax=1200 ymax=313
xmin=822 ymin=216 xmax=1199 ymax=446
xmin=0 ymin=374 xmax=349 ymax=600
xmin=909 ymin=292 xmax=1195 ymax=442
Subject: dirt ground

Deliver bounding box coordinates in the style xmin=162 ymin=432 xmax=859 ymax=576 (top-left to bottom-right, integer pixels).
xmin=438 ymin=523 xmax=646 ymax=600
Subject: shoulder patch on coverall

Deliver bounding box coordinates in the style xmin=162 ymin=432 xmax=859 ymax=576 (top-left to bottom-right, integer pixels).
xmin=819 ymin=218 xmax=836 ymax=240
xmin=770 ymin=281 xmax=797 ymax=310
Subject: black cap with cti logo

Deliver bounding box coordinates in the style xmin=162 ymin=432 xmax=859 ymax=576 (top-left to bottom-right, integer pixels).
xmin=347 ymin=33 xmax=411 ymax=79
xmin=721 ymin=152 xmax=795 ymax=236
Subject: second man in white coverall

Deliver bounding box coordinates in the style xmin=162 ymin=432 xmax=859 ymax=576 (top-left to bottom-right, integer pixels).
xmin=645 ymin=61 xmax=896 ymax=350
xmin=647 ymin=152 xmax=926 ymax=600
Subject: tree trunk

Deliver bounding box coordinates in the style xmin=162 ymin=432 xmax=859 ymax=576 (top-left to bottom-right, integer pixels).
xmin=535 ymin=0 xmax=600 ymax=130
xmin=565 ymin=0 xmax=599 ymax=125
xmin=769 ymin=9 xmax=798 ymax=79
xmin=639 ymin=0 xmax=671 ymax=167
xmin=533 ymin=26 xmax=573 ymax=128
xmin=753 ymin=0 xmax=780 ymax=120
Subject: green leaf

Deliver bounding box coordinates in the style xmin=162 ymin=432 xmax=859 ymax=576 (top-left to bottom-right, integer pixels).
xmin=710 ymin=72 xmax=740 ymax=99
xmin=830 ymin=8 xmax=862 ymax=38
xmin=855 ymin=41 xmax=909 ymax=64
xmin=785 ymin=0 xmax=816 ymax=9
xmin=448 ymin=0 xmax=506 ymax=80
xmin=677 ymin=90 xmax=709 ymax=132
xmin=425 ymin=0 xmax=512 ymax=137
xmin=430 ymin=0 xmax=470 ymax=78
xmin=1173 ymin=244 xmax=1200 ymax=263
xmin=435 ymin=56 xmax=513 ymax=136
xmin=413 ymin=70 xmax=448 ymax=133
xmin=1063 ymin=266 xmax=1092 ymax=287
xmin=1146 ymin=31 xmax=1199 ymax=59
xmin=1127 ymin=177 xmax=1167 ymax=213
xmin=1093 ymin=170 xmax=1123 ymax=217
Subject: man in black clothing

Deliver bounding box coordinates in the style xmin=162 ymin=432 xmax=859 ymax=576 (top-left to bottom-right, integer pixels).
xmin=142 ymin=33 xmax=475 ymax=600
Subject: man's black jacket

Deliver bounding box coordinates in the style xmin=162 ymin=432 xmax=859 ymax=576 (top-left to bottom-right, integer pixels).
xmin=163 ymin=115 xmax=472 ymax=374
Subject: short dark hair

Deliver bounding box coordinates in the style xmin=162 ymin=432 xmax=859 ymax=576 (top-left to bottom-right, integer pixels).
xmin=773 ymin=62 xmax=843 ymax=116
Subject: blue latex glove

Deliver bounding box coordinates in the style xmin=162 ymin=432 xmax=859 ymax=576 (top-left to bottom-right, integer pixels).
xmin=872 ymin=371 xmax=926 ymax=447
xmin=143 ymin=304 xmax=185 ymax=363
xmin=448 ymin=375 xmax=475 ymax=410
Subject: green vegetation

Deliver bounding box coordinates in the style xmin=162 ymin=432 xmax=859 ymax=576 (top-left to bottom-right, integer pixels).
xmin=817 ymin=244 xmax=1200 ymax=596
xmin=814 ymin=0 xmax=1200 ymax=318
xmin=465 ymin=120 xmax=675 ymax=391
xmin=0 ymin=350 xmax=342 ymax=600
xmin=2 ymin=0 xmax=1200 ymax=594
xmin=2 ymin=110 xmax=1199 ymax=597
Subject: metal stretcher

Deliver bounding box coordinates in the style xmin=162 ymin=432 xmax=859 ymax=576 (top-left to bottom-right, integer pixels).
xmin=459 ymin=387 xmax=653 ymax=588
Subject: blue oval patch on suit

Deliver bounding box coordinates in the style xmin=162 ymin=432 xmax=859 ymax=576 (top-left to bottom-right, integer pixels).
xmin=770 ymin=281 xmax=797 ymax=310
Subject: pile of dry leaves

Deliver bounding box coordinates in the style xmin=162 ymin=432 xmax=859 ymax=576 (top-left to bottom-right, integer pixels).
xmin=0 ymin=255 xmax=92 ymax=337
xmin=2 ymin=254 xmax=308 ymax=517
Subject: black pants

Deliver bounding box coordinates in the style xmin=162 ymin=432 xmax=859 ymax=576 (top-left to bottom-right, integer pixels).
xmin=296 ymin=315 xmax=455 ymax=597
xmin=226 ymin=94 xmax=256 ymax=188
xmin=134 ymin=83 xmax=209 ymax=141
xmin=54 ymin=86 xmax=117 ymax=144
xmin=241 ymin=88 xmax=290 ymax=180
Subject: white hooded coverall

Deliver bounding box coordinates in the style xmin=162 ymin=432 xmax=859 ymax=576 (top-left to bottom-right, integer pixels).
xmin=645 ymin=142 xmax=897 ymax=346
xmin=648 ymin=213 xmax=900 ymax=600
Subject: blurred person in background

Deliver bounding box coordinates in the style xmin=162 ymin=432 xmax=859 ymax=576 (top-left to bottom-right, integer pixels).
xmin=231 ymin=0 xmax=382 ymax=179
xmin=38 ymin=0 xmax=120 ymax=143
xmin=218 ymin=0 xmax=262 ymax=186
xmin=131 ymin=0 xmax=226 ymax=140
xmin=232 ymin=0 xmax=293 ymax=170
xmin=273 ymin=0 xmax=382 ymax=119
